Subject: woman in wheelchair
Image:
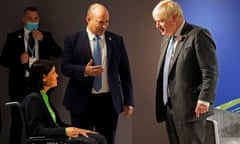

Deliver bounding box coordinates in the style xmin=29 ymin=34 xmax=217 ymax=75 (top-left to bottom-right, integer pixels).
xmin=22 ymin=59 xmax=107 ymax=144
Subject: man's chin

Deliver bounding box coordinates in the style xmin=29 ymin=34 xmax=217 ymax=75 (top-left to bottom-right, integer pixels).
xmin=160 ymin=32 xmax=166 ymax=36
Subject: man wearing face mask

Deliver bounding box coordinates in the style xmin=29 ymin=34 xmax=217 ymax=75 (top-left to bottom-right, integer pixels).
xmin=0 ymin=6 xmax=62 ymax=144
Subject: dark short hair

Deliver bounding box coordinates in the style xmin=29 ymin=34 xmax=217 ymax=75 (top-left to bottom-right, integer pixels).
xmin=24 ymin=6 xmax=39 ymax=14
xmin=29 ymin=59 xmax=54 ymax=92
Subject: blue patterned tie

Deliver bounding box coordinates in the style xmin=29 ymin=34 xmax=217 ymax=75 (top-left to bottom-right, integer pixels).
xmin=163 ymin=37 xmax=176 ymax=105
xmin=93 ymin=35 xmax=102 ymax=91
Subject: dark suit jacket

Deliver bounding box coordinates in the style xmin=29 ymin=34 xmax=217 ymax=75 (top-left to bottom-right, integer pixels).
xmin=0 ymin=29 xmax=62 ymax=101
xmin=156 ymin=22 xmax=218 ymax=123
xmin=61 ymin=30 xmax=134 ymax=114
xmin=22 ymin=92 xmax=68 ymax=137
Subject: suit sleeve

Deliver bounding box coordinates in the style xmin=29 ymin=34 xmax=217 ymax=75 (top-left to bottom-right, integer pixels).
xmin=195 ymin=29 xmax=218 ymax=103
xmin=0 ymin=33 xmax=25 ymax=69
xmin=118 ymin=37 xmax=135 ymax=106
xmin=61 ymin=34 xmax=88 ymax=80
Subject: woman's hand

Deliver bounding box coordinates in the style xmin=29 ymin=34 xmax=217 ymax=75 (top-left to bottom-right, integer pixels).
xmin=78 ymin=128 xmax=98 ymax=138
xmin=66 ymin=127 xmax=98 ymax=138
xmin=66 ymin=127 xmax=80 ymax=138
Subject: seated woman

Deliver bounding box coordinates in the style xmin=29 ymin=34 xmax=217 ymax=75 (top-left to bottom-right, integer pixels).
xmin=22 ymin=59 xmax=107 ymax=144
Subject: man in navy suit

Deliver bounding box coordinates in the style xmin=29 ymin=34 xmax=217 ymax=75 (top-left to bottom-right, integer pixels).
xmin=61 ymin=3 xmax=134 ymax=144
xmin=0 ymin=7 xmax=62 ymax=144
xmin=152 ymin=0 xmax=218 ymax=144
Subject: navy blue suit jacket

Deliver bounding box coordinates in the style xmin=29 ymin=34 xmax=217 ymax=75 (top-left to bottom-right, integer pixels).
xmin=61 ymin=30 xmax=134 ymax=114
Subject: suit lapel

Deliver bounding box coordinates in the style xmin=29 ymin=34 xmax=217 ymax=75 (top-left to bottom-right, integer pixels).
xmin=16 ymin=29 xmax=26 ymax=53
xmin=105 ymin=32 xmax=112 ymax=66
xmin=169 ymin=23 xmax=190 ymax=72
xmin=82 ymin=31 xmax=93 ymax=59
xmin=157 ymin=36 xmax=171 ymax=77
xmin=169 ymin=39 xmax=185 ymax=71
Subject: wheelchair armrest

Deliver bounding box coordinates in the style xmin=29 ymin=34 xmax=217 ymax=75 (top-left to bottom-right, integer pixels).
xmin=5 ymin=101 xmax=21 ymax=108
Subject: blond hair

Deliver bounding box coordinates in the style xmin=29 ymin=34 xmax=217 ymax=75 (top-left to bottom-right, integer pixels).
xmin=152 ymin=0 xmax=184 ymax=20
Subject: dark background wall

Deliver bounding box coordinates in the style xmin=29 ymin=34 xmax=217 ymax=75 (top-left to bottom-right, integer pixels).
xmin=0 ymin=0 xmax=168 ymax=144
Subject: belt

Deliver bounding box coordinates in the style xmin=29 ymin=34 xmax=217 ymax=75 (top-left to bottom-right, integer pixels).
xmin=91 ymin=92 xmax=111 ymax=97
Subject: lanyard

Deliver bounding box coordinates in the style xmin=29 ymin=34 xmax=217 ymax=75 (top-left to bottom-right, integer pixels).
xmin=28 ymin=45 xmax=35 ymax=57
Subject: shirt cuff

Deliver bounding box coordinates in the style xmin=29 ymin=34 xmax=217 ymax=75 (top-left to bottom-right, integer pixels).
xmin=198 ymin=100 xmax=210 ymax=107
xmin=84 ymin=72 xmax=88 ymax=77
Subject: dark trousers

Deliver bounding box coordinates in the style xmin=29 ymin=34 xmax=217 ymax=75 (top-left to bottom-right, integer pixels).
xmin=165 ymin=102 xmax=206 ymax=144
xmin=165 ymin=105 xmax=180 ymax=144
xmin=176 ymin=118 xmax=206 ymax=144
xmin=70 ymin=93 xmax=119 ymax=144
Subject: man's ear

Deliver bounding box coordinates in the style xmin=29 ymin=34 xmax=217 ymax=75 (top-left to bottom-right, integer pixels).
xmin=86 ymin=16 xmax=90 ymax=23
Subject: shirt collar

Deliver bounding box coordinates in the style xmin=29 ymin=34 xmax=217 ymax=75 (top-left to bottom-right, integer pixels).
xmin=174 ymin=20 xmax=185 ymax=36
xmin=86 ymin=27 xmax=104 ymax=40
xmin=24 ymin=27 xmax=31 ymax=37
